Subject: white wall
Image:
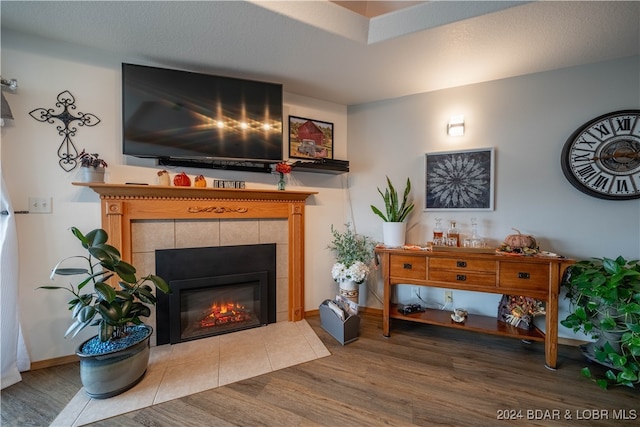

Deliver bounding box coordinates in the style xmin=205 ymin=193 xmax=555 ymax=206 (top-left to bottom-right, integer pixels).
xmin=347 ymin=55 xmax=640 ymax=338
xmin=1 ymin=30 xmax=348 ymax=363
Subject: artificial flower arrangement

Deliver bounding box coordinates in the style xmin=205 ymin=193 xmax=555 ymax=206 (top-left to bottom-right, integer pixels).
xmin=328 ymin=223 xmax=375 ymax=284
xmin=274 ymin=161 xmax=293 ymax=190
xmin=331 ymin=261 xmax=370 ymax=284
xmin=498 ymin=294 xmax=546 ymax=330
xmin=275 ymin=161 xmax=292 ymax=175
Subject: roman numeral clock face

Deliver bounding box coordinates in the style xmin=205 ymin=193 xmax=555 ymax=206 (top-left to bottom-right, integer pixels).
xmin=561 ymin=110 xmax=640 ymax=200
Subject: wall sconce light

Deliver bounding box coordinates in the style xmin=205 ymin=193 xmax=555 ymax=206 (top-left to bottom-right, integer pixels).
xmin=447 ymin=115 xmax=465 ymax=136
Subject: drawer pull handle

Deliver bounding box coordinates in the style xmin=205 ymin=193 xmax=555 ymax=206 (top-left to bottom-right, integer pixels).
xmin=518 ymin=272 xmax=530 ymax=279
xmin=456 ymin=274 xmax=467 ymax=281
xmin=403 ymin=263 xmax=413 ymax=270
xmin=456 ymin=261 xmax=467 ymax=268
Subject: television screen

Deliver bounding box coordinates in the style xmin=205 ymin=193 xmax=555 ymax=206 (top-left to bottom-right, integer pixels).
xmin=122 ymin=63 xmax=283 ymax=163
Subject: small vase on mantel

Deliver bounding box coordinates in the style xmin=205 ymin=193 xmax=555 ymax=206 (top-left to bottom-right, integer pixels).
xmin=277 ymin=172 xmax=286 ymax=191
xmin=339 ymin=279 xmax=359 ymax=303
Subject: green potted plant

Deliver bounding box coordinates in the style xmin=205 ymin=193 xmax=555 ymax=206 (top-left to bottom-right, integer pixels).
xmin=39 ymin=227 xmax=171 ymax=398
xmin=328 ymin=223 xmax=375 ymax=302
xmin=78 ymin=149 xmax=108 ymax=183
xmin=370 ymin=176 xmax=414 ymax=247
xmin=560 ymin=256 xmax=640 ymax=389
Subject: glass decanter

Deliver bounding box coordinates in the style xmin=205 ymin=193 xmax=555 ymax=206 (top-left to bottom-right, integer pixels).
xmin=447 ymin=221 xmax=459 ymax=247
xmin=469 ymin=218 xmax=485 ymax=248
xmin=433 ymin=217 xmax=444 ymax=245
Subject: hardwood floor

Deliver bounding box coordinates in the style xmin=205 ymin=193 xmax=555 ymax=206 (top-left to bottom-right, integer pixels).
xmin=2 ymin=313 xmax=638 ymax=426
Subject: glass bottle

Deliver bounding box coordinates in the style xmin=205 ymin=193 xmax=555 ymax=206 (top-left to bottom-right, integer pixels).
xmin=433 ymin=218 xmax=444 ymax=245
xmin=470 ymin=218 xmax=485 ymax=248
xmin=277 ymin=172 xmax=286 ymax=191
xmin=447 ymin=221 xmax=459 ymax=247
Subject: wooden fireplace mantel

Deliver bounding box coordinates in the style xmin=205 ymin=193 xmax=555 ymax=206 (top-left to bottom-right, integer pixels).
xmin=73 ymin=182 xmax=316 ymax=201
xmin=73 ymin=182 xmax=317 ymax=321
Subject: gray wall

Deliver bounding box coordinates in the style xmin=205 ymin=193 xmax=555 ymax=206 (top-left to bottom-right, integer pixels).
xmin=346 ymin=56 xmax=640 ymax=337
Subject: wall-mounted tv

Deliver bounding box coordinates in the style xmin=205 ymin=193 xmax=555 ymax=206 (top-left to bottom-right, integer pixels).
xmin=122 ymin=63 xmax=283 ymax=170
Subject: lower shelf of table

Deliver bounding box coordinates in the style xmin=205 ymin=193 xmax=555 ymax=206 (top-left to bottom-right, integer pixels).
xmin=389 ymin=304 xmax=546 ymax=342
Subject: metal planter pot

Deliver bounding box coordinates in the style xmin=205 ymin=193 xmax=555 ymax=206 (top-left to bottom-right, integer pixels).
xmin=80 ymin=166 xmax=105 ymax=183
xmin=76 ymin=325 xmax=152 ymax=399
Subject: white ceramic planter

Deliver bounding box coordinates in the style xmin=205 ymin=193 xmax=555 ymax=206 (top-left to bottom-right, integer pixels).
xmin=382 ymin=222 xmax=406 ymax=247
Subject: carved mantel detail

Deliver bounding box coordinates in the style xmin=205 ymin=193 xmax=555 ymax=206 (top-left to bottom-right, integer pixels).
xmin=187 ymin=206 xmax=249 ymax=214
xmin=72 ymin=182 xmax=317 ymax=321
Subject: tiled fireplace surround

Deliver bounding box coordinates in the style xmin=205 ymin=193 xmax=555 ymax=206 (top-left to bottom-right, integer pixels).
xmin=133 ymin=217 xmax=289 ymax=344
xmin=74 ymin=183 xmax=317 ymax=345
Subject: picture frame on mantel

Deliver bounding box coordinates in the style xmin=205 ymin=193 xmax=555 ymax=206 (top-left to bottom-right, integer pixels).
xmin=288 ymin=115 xmax=333 ymax=159
xmin=424 ymin=147 xmax=495 ymax=211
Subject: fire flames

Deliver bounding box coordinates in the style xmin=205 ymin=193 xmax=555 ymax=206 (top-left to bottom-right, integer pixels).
xmin=200 ymin=301 xmax=254 ymax=328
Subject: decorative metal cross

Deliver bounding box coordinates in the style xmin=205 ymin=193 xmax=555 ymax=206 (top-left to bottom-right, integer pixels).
xmin=29 ymin=90 xmax=101 ymax=171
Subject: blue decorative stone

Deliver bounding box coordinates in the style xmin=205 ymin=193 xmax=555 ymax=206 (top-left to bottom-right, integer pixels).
xmin=79 ymin=325 xmax=150 ymax=356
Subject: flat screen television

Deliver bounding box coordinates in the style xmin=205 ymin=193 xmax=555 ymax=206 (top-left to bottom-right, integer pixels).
xmin=122 ymin=63 xmax=283 ymax=169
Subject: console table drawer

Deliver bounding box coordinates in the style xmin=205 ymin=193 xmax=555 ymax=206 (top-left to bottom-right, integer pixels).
xmin=499 ymin=262 xmax=549 ymax=291
xmin=390 ymin=255 xmax=426 ymax=280
xmin=429 ymin=258 xmax=496 ymax=273
xmin=428 ymin=270 xmax=496 ymax=286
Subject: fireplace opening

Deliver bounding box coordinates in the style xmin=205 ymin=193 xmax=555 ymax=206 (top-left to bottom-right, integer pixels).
xmin=156 ymin=244 xmax=276 ymax=345
xmin=172 ymin=271 xmax=268 ymax=342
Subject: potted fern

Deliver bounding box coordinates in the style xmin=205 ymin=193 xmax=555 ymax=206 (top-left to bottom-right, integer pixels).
xmin=370 ymin=176 xmax=414 ymax=247
xmin=560 ymin=256 xmax=640 ymax=389
xmin=39 ymin=227 xmax=171 ymax=398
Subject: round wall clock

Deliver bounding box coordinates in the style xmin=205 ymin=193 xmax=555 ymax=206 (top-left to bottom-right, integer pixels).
xmin=561 ymin=109 xmax=640 ymax=200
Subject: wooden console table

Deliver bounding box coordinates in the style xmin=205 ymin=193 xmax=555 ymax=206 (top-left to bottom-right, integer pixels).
xmin=376 ymin=247 xmax=573 ymax=369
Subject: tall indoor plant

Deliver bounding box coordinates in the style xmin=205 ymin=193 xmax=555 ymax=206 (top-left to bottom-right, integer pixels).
xmin=328 ymin=223 xmax=375 ymax=302
xmin=370 ymin=176 xmax=414 ymax=247
xmin=39 ymin=227 xmax=171 ymax=398
xmin=560 ymin=256 xmax=640 ymax=389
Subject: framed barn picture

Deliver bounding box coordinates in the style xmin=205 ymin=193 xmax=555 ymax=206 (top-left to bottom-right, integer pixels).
xmin=288 ymin=116 xmax=333 ymax=159
xmin=424 ymin=147 xmax=495 ymax=211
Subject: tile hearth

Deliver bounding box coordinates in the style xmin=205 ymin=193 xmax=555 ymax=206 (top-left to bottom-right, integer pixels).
xmin=52 ymin=320 xmax=329 ymax=426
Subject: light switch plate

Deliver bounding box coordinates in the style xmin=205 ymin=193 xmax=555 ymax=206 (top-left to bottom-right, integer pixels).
xmin=29 ymin=197 xmax=52 ymax=213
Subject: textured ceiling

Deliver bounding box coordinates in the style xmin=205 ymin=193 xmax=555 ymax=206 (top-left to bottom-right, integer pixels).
xmin=1 ymin=1 xmax=639 ymax=106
